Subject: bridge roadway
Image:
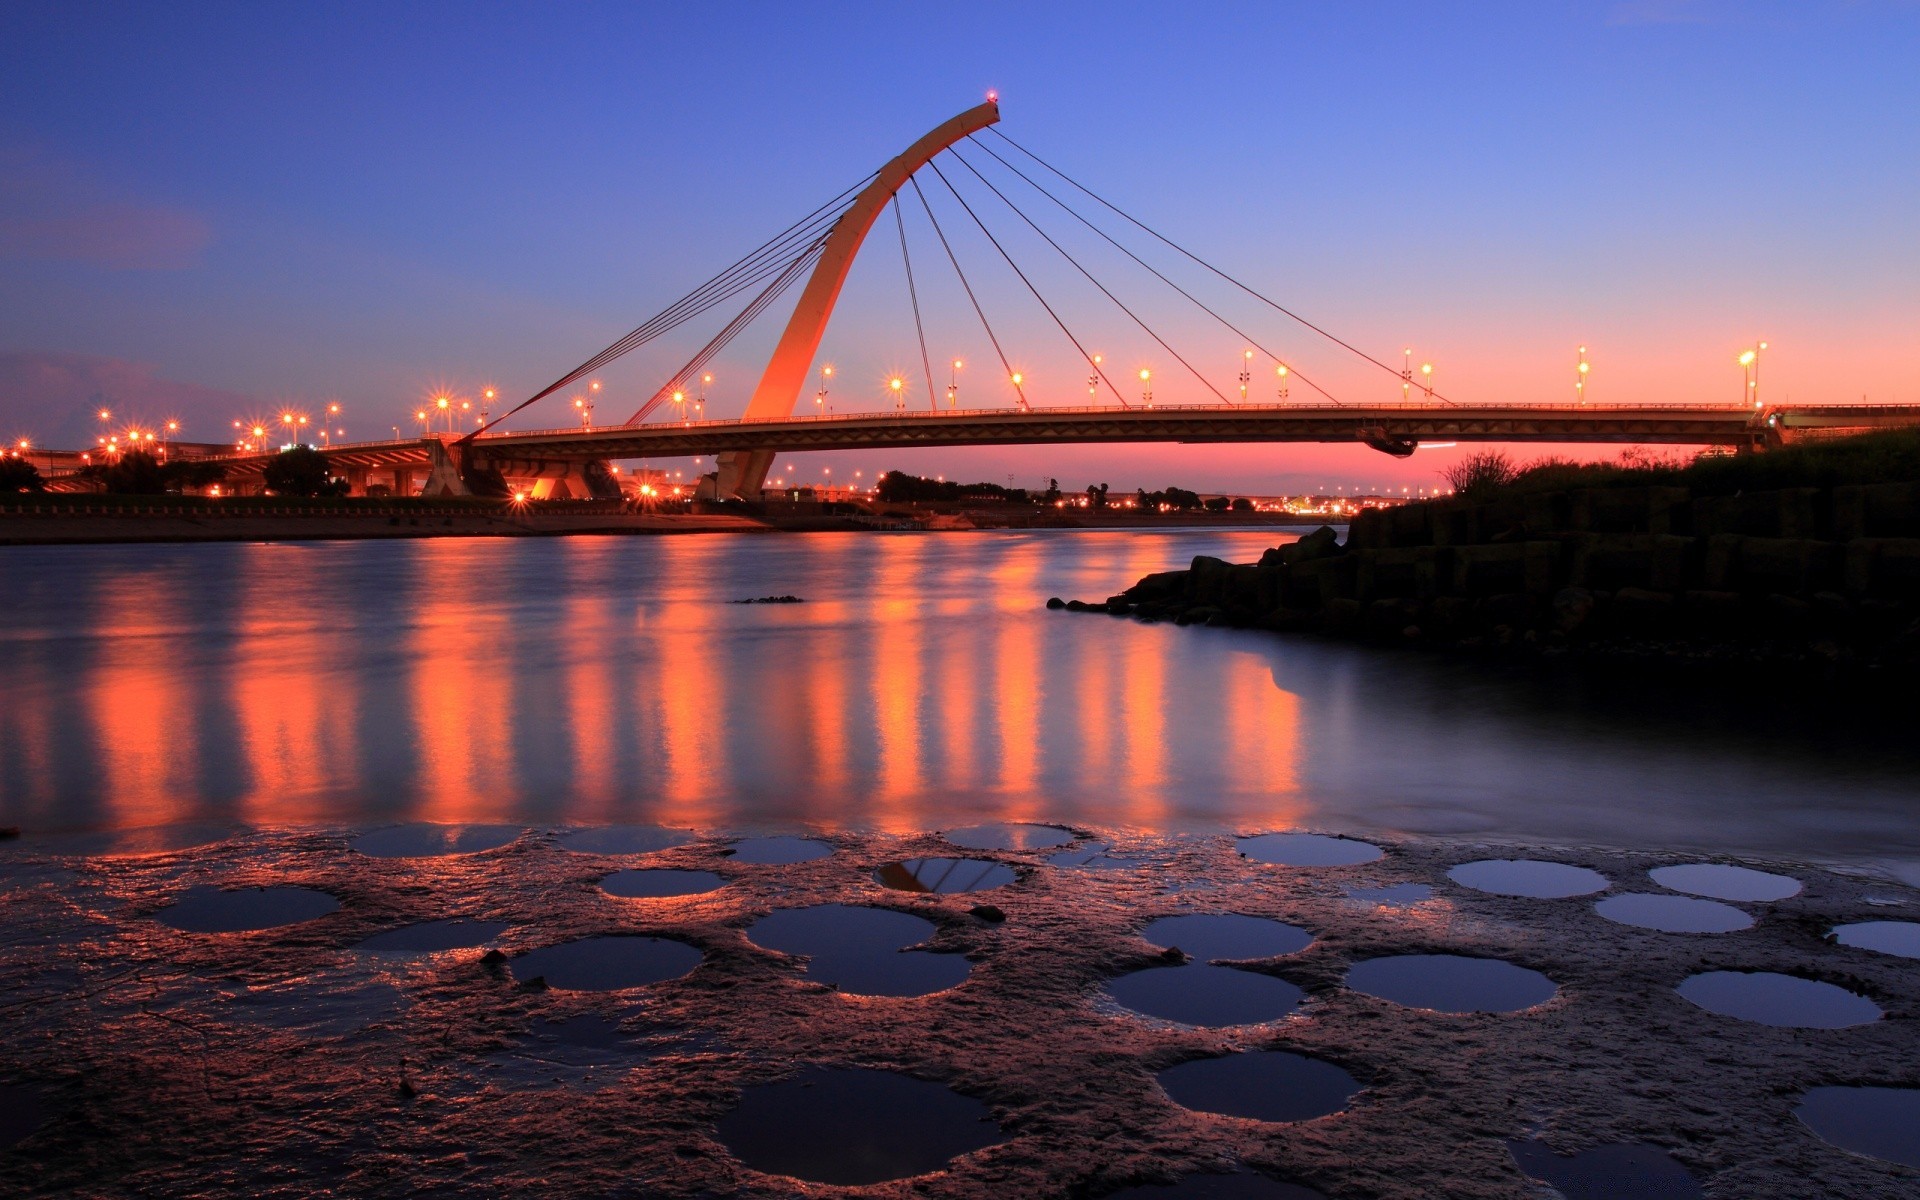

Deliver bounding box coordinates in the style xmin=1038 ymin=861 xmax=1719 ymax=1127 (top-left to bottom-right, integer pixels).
xmin=189 ymin=400 xmax=1920 ymax=493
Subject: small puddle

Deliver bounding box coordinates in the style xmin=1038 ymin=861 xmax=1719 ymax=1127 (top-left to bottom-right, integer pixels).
xmin=155 ymin=885 xmax=340 ymax=933
xmin=600 ymin=869 xmax=726 ymax=899
xmin=1048 ymin=843 xmax=1148 ymax=870
xmin=1649 ymin=863 xmax=1800 ymax=902
xmin=1237 ymin=833 xmax=1382 ymax=867
xmin=875 ymin=858 xmax=1016 ymax=894
xmin=0 ymin=1082 xmax=47 ymax=1149
xmin=729 ymin=836 xmax=834 ymax=865
xmin=1507 ymin=1141 xmax=1701 ymax=1199
xmin=1831 ymin=921 xmax=1920 ymax=960
xmin=1448 ymin=859 xmax=1609 ymax=899
xmin=746 ymin=904 xmax=969 ymax=997
xmin=1595 ymin=894 xmax=1752 ymax=933
xmin=1106 ymin=963 xmax=1303 ymax=1027
xmin=1104 ymin=1172 xmax=1327 ymax=1199
xmin=510 ymin=936 xmax=703 ymax=991
xmin=717 ymin=1065 xmax=1004 ymax=1185
xmin=556 ymin=826 xmax=697 ymax=855
xmin=1795 ymin=1085 xmax=1920 ymax=1169
xmin=1158 ymin=1051 xmax=1358 ymax=1123
xmin=1676 ymin=971 xmax=1880 ymax=1028
xmin=470 ymin=1013 xmax=656 ymax=1092
xmin=943 ymin=823 xmax=1073 ymax=851
xmin=1141 ymin=914 xmax=1312 ymax=960
xmin=355 ymin=919 xmax=510 ymax=953
xmin=1345 ymin=883 xmax=1433 ymax=907
xmin=1346 ymin=954 xmax=1557 ymax=1013
xmin=350 ymin=824 xmax=521 ymax=858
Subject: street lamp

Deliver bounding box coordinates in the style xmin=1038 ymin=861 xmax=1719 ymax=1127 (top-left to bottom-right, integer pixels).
xmin=435 ymin=395 xmax=451 ymax=433
xmin=1420 ymin=362 xmax=1434 ymax=401
xmin=1239 ymin=349 xmax=1253 ymax=402
xmin=1139 ymin=367 xmax=1152 ymax=407
xmin=480 ymin=388 xmax=495 ymax=429
xmin=888 ymin=376 xmax=905 ymax=409
xmin=1086 ymin=354 xmax=1100 ymax=403
xmin=950 ymin=359 xmax=963 ymax=408
xmin=1740 ymin=341 xmax=1769 ymax=408
xmin=1576 ymin=346 xmax=1590 ymax=405
xmin=817 ymin=364 xmax=832 ymax=413
xmin=1401 ymin=348 xmax=1413 ymax=402
xmin=1276 ymin=363 xmax=1291 ymax=401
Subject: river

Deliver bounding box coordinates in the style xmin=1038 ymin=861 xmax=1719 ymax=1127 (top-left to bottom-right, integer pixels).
xmin=2 ymin=529 xmax=1916 ymax=878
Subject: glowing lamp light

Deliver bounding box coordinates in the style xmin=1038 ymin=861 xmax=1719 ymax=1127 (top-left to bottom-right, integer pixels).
xmin=889 ymin=377 xmax=903 ymax=391
xmin=1578 ymin=362 xmax=1590 ymax=374
xmin=1738 ymin=350 xmax=1756 ymax=366
xmin=1139 ymin=368 xmax=1151 ymax=381
xmin=1011 ymin=372 xmax=1024 ymax=385
xmin=1277 ymin=365 xmax=1289 ymax=377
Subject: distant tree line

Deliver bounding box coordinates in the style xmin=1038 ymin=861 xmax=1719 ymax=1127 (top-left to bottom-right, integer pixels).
xmin=876 ymin=470 xmax=1255 ymax=511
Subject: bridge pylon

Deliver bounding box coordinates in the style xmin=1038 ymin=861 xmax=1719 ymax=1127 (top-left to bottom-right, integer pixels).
xmin=709 ymin=99 xmax=1002 ymax=500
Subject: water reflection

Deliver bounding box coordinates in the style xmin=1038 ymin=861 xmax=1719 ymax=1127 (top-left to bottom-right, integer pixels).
xmin=3 ymin=531 xmax=1919 ymax=865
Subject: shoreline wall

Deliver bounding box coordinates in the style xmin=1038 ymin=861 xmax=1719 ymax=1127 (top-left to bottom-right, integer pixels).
xmin=1057 ymin=481 xmax=1920 ymax=679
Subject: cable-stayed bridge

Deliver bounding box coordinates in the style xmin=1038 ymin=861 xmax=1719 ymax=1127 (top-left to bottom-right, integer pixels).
xmin=195 ymin=99 xmax=1920 ymax=500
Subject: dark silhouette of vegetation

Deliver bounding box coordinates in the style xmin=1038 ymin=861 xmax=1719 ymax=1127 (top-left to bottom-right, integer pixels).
xmin=262 ymin=446 xmax=348 ymax=497
xmin=75 ymin=452 xmax=227 ymax=495
xmin=877 ymin=470 xmax=1028 ymax=504
xmin=1139 ymin=486 xmax=1203 ymax=511
xmin=1 ymin=458 xmax=44 ymax=493
xmin=1230 ymin=497 xmax=1254 ymax=512
xmin=1437 ymin=429 xmax=1920 ymax=502
xmin=1441 ymin=450 xmax=1522 ymax=500
xmin=1085 ymin=482 xmax=1109 ymax=509
xmin=1043 ymin=477 xmax=1061 ymax=504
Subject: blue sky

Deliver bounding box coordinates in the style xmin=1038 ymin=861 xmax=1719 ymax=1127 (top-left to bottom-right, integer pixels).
xmin=2 ymin=1 xmax=1916 ymax=491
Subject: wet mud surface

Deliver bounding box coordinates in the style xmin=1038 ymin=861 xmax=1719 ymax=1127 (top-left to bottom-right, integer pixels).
xmin=1 ymin=827 xmax=1918 ymax=1197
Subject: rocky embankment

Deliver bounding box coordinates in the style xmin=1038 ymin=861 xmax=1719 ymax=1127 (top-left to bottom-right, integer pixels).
xmin=1050 ymin=481 xmax=1920 ymax=681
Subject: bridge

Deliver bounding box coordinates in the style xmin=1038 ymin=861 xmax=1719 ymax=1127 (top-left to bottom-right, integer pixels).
xmin=198 ymin=400 xmax=1920 ymax=499
xmin=47 ymin=98 xmax=1920 ymax=500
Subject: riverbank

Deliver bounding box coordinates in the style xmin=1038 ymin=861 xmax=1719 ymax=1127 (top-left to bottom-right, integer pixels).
xmin=1056 ymin=478 xmax=1920 ymax=690
xmin=0 ymin=499 xmax=1315 ymax=545
xmin=1 ymin=822 xmax=1914 ymax=1197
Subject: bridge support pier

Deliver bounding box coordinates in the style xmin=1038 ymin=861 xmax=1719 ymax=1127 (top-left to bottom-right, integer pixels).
xmin=713 ymin=448 xmax=776 ymax=500
xmin=422 ymin=438 xmax=473 ymax=498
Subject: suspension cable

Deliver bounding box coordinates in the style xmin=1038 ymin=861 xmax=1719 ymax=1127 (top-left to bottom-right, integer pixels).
xmin=893 ymin=197 xmax=937 ymax=412
xmin=986 ymin=128 xmax=1458 ymax=406
xmin=627 ymin=237 xmax=828 ymax=424
xmin=907 ymin=175 xmax=1029 ymax=411
xmin=963 ymin=137 xmax=1344 ymax=407
xmin=926 ymin=159 xmax=1158 ymax=408
xmin=462 ymin=171 xmax=876 ymax=442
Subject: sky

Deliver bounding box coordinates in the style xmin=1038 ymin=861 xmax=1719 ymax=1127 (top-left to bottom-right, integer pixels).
xmin=2 ymin=0 xmax=1917 ymax=494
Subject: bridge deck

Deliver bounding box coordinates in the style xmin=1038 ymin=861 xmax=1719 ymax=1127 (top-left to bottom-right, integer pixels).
xmin=186 ymin=401 xmax=1920 ymax=472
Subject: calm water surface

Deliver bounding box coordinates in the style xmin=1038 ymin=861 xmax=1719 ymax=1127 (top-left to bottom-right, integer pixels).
xmin=2 ymin=530 xmax=1916 ymax=873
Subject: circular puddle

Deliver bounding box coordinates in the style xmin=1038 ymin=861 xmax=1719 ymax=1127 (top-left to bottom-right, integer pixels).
xmin=1048 ymin=842 xmax=1148 ymax=870
xmin=942 ymin=823 xmax=1073 ymax=851
xmin=154 ymin=885 xmax=340 ymax=933
xmin=355 ymin=918 xmax=510 ymax=953
xmin=1105 ymin=1172 xmax=1327 ymax=1199
xmin=875 ymin=857 xmax=1016 ymax=894
xmin=1346 ymin=954 xmax=1557 ymax=1013
xmin=600 ymin=868 xmax=726 ymax=899
xmin=1106 ymin=963 xmax=1303 ymax=1027
xmin=0 ymin=1082 xmax=48 ymax=1149
xmin=728 ymin=836 xmax=834 ymax=865
xmin=718 ymin=1065 xmax=1004 ymax=1184
xmin=556 ymin=826 xmax=697 ymax=855
xmin=1236 ymin=833 xmax=1382 ymax=867
xmin=1141 ymin=913 xmax=1313 ymax=960
xmin=1649 ymin=862 xmax=1800 ymax=902
xmin=1676 ymin=971 xmax=1880 ymax=1028
xmin=1795 ymin=1085 xmax=1920 ymax=1169
xmin=1832 ymin=921 xmax=1920 ymax=960
xmin=1158 ymin=1051 xmax=1358 ymax=1123
xmin=1345 ymin=883 xmax=1433 ymax=907
xmin=1595 ymin=894 xmax=1753 ymax=934
xmin=1507 ymin=1140 xmax=1701 ymax=1199
xmin=510 ymin=936 xmax=702 ymax=991
xmin=350 ymin=824 xmax=521 ymax=858
xmin=746 ymin=904 xmax=968 ymax=997
xmin=1448 ymin=859 xmax=1609 ymax=899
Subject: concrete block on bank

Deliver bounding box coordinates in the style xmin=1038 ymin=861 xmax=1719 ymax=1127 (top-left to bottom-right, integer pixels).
xmin=1450 ymin=543 xmax=1528 ymax=597
xmin=1832 ymin=483 xmax=1920 ymax=540
xmin=1187 ymin=556 xmax=1231 ymax=603
xmin=1569 ymin=534 xmax=1698 ymax=593
xmin=1347 ymin=509 xmax=1390 ymax=550
xmin=1691 ymin=488 xmax=1822 ymax=539
xmin=1356 ymin=546 xmax=1452 ymax=603
xmin=1844 ymin=538 xmax=1920 ymax=601
xmin=1288 ymin=555 xmax=1358 ymax=608
xmin=1388 ymin=503 xmax=1433 ymax=548
xmin=1737 ymin=538 xmax=1841 ymax=596
xmin=1569 ymin=487 xmax=1692 ymax=535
